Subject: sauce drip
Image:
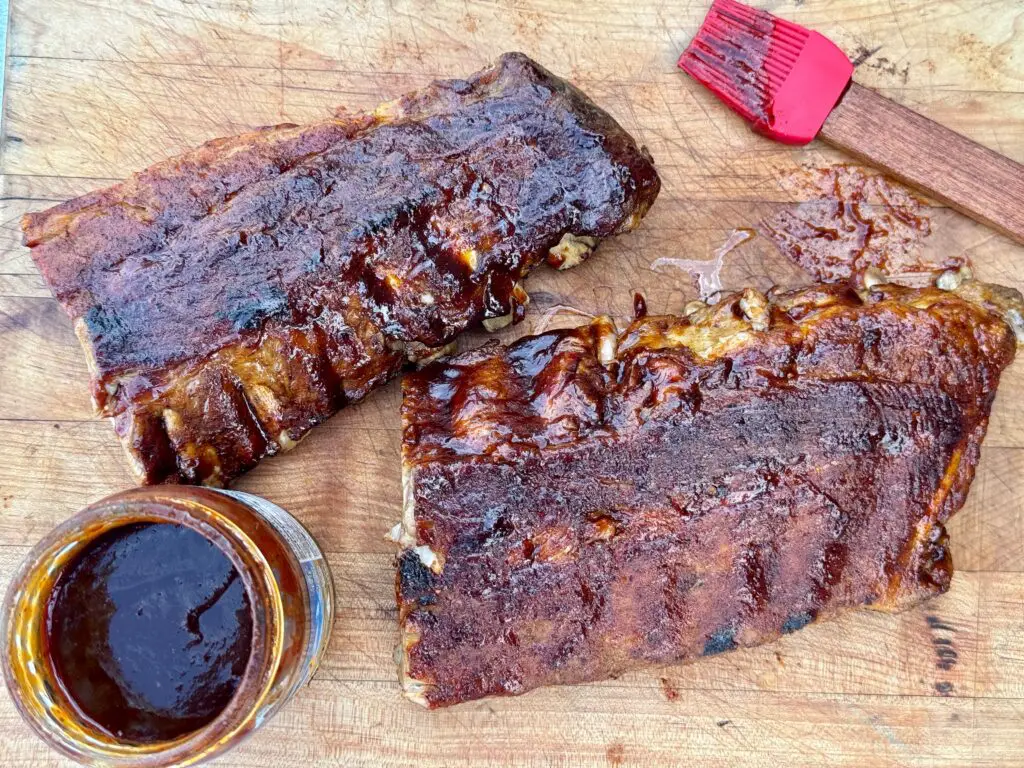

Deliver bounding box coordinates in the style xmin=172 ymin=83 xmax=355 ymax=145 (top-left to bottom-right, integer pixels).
xmin=46 ymin=523 xmax=253 ymax=744
xmin=633 ymin=293 xmax=648 ymax=319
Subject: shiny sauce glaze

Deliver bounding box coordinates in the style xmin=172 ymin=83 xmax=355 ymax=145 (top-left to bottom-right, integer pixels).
xmin=45 ymin=523 xmax=253 ymax=743
xmin=397 ymin=280 xmax=1021 ymax=708
xmin=22 ymin=53 xmax=660 ymax=487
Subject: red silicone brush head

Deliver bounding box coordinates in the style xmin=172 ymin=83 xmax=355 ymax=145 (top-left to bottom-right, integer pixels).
xmin=679 ymin=0 xmax=854 ymax=145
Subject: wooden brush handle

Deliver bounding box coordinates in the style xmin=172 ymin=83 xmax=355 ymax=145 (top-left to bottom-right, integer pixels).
xmin=820 ymin=82 xmax=1024 ymax=246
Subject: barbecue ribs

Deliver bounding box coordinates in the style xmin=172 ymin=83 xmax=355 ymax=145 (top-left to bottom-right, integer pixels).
xmin=23 ymin=53 xmax=660 ymax=485
xmin=396 ymin=270 xmax=1022 ymax=707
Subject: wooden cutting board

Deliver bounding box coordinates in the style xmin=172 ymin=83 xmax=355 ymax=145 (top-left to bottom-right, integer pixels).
xmin=1 ymin=1 xmax=1023 ymax=765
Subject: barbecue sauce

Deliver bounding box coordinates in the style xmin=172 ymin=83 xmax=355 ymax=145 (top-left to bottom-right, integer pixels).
xmin=760 ymin=165 xmax=956 ymax=282
xmin=45 ymin=523 xmax=253 ymax=743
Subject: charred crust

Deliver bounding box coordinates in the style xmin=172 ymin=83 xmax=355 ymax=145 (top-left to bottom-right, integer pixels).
xmin=398 ymin=278 xmax=1017 ymax=707
xmin=27 ymin=53 xmax=659 ymax=485
xmin=398 ymin=550 xmax=438 ymax=609
xmin=703 ymin=627 xmax=738 ymax=656
xmin=781 ymin=611 xmax=814 ymax=635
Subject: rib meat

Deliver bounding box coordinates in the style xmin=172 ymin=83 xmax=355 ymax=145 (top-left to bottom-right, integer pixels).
xmin=23 ymin=53 xmax=660 ymax=485
xmin=396 ymin=272 xmax=1022 ymax=707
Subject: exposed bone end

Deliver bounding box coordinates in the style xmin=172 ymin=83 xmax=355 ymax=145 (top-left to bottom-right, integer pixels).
xmin=386 ymin=522 xmax=405 ymax=544
xmin=851 ymin=267 xmax=890 ymax=303
xmin=482 ymin=313 xmax=514 ymax=332
xmin=277 ymin=430 xmax=298 ymax=452
xmin=950 ymin=275 xmax=1024 ymax=346
xmin=389 ymin=464 xmax=419 ymax=548
xmin=414 ymin=544 xmax=445 ymax=574
xmin=590 ymin=516 xmax=617 ymax=542
xmin=162 ymin=408 xmax=185 ymax=437
xmin=547 ymin=233 xmax=599 ymax=270
xmin=373 ymin=97 xmax=404 ymax=121
xmin=481 ymin=280 xmax=528 ymax=331
xmin=390 ymin=459 xmax=431 ymax=711
xmin=683 ymin=300 xmax=706 ymax=317
xmin=739 ymin=288 xmax=770 ymax=332
xmin=863 ymin=267 xmax=890 ymax=289
xmin=73 ymin=318 xmax=100 ymax=377
xmin=74 ymin=318 xmax=108 ymax=413
xmin=614 ymin=208 xmax=645 ymax=235
xmin=401 ymin=678 xmax=431 ymax=708
xmin=936 ymin=266 xmax=973 ymax=292
xmin=592 ymin=317 xmax=619 ymax=365
xmin=403 ymin=340 xmax=456 ymax=366
xmin=96 ymin=378 xmax=121 ymax=417
xmin=246 ymin=384 xmax=281 ymax=422
xmin=598 ymin=335 xmax=617 ymax=365
xmin=482 ymin=283 xmax=530 ymax=332
xmin=398 ymin=624 xmax=432 ymax=708
xmin=120 ymin=415 xmax=151 ymax=484
xmin=511 ymin=282 xmax=530 ymax=310
xmin=663 ymin=300 xmax=755 ymax=361
xmin=925 ymin=266 xmax=1023 ymax=345
xmin=708 ymin=295 xmax=749 ymax=328
xmin=201 ymin=464 xmax=224 ymax=488
xmin=1003 ymin=307 xmax=1024 ymax=345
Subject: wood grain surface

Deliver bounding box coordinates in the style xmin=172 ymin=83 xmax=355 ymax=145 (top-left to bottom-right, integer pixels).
xmin=1 ymin=1 xmax=1023 ymax=766
xmin=820 ymin=82 xmax=1024 ymax=246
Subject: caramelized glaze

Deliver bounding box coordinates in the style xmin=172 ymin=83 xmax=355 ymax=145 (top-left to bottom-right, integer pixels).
xmin=23 ymin=53 xmax=660 ymax=486
xmin=396 ymin=275 xmax=1020 ymax=708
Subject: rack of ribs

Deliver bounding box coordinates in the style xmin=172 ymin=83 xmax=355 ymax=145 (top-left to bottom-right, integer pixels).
xmin=395 ymin=270 xmax=1022 ymax=707
xmin=23 ymin=52 xmax=660 ymax=486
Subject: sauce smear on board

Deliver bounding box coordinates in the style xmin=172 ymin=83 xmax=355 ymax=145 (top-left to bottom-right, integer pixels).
xmin=760 ymin=165 xmax=963 ymax=282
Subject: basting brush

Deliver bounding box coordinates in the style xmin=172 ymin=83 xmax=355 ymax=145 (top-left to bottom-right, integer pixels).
xmin=679 ymin=0 xmax=1024 ymax=246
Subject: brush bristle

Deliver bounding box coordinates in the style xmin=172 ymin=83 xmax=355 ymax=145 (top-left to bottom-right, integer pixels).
xmin=680 ymin=0 xmax=810 ymax=123
xmin=680 ymin=0 xmax=854 ymax=144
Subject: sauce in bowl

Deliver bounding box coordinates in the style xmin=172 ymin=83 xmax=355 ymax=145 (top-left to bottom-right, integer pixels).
xmin=4 ymin=487 xmax=333 ymax=767
xmin=46 ymin=522 xmax=254 ymax=743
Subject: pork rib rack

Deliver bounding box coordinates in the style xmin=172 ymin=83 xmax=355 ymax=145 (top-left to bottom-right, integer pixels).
xmin=396 ymin=272 xmax=1022 ymax=707
xmin=23 ymin=52 xmax=660 ymax=485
